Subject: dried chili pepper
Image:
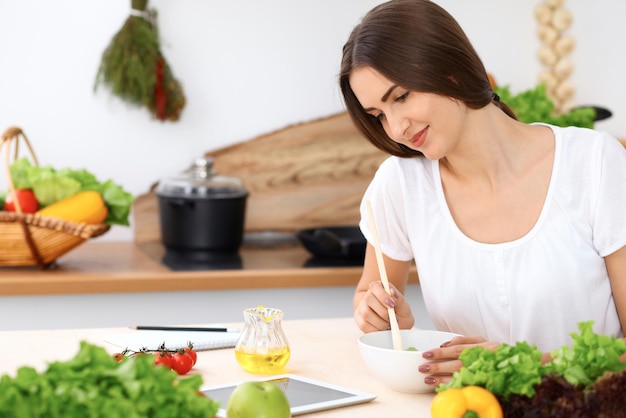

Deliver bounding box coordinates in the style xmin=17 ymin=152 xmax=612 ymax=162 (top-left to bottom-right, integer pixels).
xmin=154 ymin=55 xmax=167 ymax=121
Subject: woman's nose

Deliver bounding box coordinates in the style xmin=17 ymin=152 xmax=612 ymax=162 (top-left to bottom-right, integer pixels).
xmin=385 ymin=113 xmax=409 ymax=142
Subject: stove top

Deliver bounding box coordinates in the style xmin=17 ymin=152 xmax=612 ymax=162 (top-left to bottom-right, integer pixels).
xmin=162 ymin=249 xmax=243 ymax=271
xmin=161 ymin=249 xmax=363 ymax=271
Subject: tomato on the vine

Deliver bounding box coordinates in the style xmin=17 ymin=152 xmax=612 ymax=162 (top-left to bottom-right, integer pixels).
xmin=154 ymin=351 xmax=173 ymax=368
xmin=183 ymin=347 xmax=197 ymax=366
xmin=171 ymin=351 xmax=194 ymax=375
xmin=112 ymin=353 xmax=125 ymax=362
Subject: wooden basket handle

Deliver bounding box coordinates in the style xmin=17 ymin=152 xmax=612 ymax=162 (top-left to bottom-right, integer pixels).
xmin=1 ymin=126 xmax=45 ymax=268
xmin=1 ymin=126 xmax=40 ymax=215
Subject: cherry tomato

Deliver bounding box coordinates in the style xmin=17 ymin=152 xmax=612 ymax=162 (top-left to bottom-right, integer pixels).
xmin=183 ymin=347 xmax=198 ymax=366
xmin=4 ymin=189 xmax=39 ymax=213
xmin=154 ymin=351 xmax=173 ymax=368
xmin=112 ymin=353 xmax=125 ymax=362
xmin=171 ymin=352 xmax=194 ymax=375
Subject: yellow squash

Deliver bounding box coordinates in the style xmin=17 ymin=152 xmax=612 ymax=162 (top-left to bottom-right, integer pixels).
xmin=37 ymin=191 xmax=108 ymax=224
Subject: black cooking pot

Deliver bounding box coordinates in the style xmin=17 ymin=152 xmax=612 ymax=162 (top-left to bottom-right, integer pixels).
xmin=155 ymin=157 xmax=248 ymax=254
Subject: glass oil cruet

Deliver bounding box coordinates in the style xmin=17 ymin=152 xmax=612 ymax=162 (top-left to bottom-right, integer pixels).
xmin=234 ymin=305 xmax=290 ymax=374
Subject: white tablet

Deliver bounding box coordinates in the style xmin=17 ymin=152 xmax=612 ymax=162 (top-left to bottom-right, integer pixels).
xmin=200 ymin=374 xmax=376 ymax=417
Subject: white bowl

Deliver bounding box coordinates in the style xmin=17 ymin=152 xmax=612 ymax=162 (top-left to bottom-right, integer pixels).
xmin=358 ymin=329 xmax=460 ymax=393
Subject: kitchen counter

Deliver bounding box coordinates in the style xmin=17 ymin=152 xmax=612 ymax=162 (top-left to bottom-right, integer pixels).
xmin=0 ymin=317 xmax=434 ymax=416
xmin=0 ymin=241 xmax=419 ymax=296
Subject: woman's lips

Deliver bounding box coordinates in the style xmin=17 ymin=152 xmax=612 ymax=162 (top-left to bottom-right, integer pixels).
xmin=410 ymin=127 xmax=428 ymax=148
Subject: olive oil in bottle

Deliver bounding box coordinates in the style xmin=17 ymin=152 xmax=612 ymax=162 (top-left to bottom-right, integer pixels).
xmin=235 ymin=346 xmax=291 ymax=374
xmin=234 ymin=306 xmax=291 ymax=374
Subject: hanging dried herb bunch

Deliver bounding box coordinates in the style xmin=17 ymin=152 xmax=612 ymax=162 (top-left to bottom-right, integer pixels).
xmin=94 ymin=0 xmax=186 ymax=122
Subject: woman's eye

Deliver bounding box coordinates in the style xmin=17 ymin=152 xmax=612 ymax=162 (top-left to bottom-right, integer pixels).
xmin=395 ymin=91 xmax=409 ymax=102
xmin=367 ymin=112 xmax=385 ymax=122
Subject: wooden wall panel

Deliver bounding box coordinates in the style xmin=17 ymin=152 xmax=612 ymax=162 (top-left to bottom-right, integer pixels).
xmin=133 ymin=112 xmax=387 ymax=243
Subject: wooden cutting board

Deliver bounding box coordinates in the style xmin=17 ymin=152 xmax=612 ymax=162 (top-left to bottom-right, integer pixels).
xmin=133 ymin=112 xmax=388 ymax=243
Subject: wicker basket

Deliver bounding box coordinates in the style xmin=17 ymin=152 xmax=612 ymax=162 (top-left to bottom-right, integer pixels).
xmin=1 ymin=126 xmax=110 ymax=269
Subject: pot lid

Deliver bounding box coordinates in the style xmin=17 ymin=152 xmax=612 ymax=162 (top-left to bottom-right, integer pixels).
xmin=156 ymin=157 xmax=248 ymax=198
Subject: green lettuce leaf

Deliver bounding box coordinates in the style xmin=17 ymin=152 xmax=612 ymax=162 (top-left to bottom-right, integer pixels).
xmin=495 ymin=84 xmax=596 ymax=129
xmin=0 ymin=341 xmax=218 ymax=418
xmin=8 ymin=157 xmax=33 ymax=190
xmin=93 ymin=180 xmax=134 ymax=226
xmin=547 ymin=321 xmax=626 ymax=387
xmin=438 ymin=321 xmax=626 ymax=400
xmin=438 ymin=341 xmax=546 ymax=400
xmin=28 ymin=166 xmax=83 ymax=207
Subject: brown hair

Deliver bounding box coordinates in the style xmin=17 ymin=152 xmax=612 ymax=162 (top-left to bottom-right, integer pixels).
xmin=340 ymin=0 xmax=517 ymax=157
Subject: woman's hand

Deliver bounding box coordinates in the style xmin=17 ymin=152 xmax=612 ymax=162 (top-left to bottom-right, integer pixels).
xmin=353 ymin=244 xmax=414 ymax=332
xmin=418 ymin=335 xmax=500 ymax=387
xmin=354 ymin=280 xmax=415 ymax=332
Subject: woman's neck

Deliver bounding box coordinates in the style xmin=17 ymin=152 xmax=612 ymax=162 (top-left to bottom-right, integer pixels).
xmin=439 ymin=106 xmax=550 ymax=189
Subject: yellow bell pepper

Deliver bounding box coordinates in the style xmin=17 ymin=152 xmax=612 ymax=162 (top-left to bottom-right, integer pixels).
xmin=431 ymin=386 xmax=503 ymax=418
xmin=37 ymin=190 xmax=108 ymax=224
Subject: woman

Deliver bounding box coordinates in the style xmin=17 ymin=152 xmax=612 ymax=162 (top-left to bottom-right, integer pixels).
xmin=340 ymin=0 xmax=626 ymax=387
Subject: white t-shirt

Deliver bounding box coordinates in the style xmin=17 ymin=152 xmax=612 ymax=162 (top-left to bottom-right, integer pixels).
xmin=359 ymin=125 xmax=626 ymax=351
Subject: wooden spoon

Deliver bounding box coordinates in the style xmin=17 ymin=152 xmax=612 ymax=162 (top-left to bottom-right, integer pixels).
xmin=366 ymin=201 xmax=403 ymax=350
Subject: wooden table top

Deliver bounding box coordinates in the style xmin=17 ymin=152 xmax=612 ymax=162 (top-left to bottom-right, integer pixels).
xmin=0 ymin=317 xmax=434 ymax=417
xmin=0 ymin=241 xmax=418 ymax=296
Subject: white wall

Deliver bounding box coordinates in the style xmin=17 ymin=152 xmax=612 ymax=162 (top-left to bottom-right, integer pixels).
xmin=2 ymin=1 xmax=624 ymax=242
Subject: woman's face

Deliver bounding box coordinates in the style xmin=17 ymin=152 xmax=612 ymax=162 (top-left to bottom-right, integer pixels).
xmin=349 ymin=66 xmax=465 ymax=160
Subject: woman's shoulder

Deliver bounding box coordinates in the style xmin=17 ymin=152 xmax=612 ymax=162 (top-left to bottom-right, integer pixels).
xmin=377 ymin=155 xmax=432 ymax=172
xmin=544 ymin=124 xmax=619 ymax=146
xmin=538 ymin=124 xmax=624 ymax=160
xmin=371 ymin=156 xmax=437 ymax=194
xmin=546 ymin=125 xmax=626 ymax=198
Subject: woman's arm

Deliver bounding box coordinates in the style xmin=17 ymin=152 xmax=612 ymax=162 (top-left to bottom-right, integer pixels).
xmin=420 ymin=245 xmax=626 ymax=386
xmin=606 ymin=245 xmax=626 ymax=328
xmin=353 ymin=243 xmax=414 ymax=332
xmin=606 ymin=245 xmax=626 ymax=357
